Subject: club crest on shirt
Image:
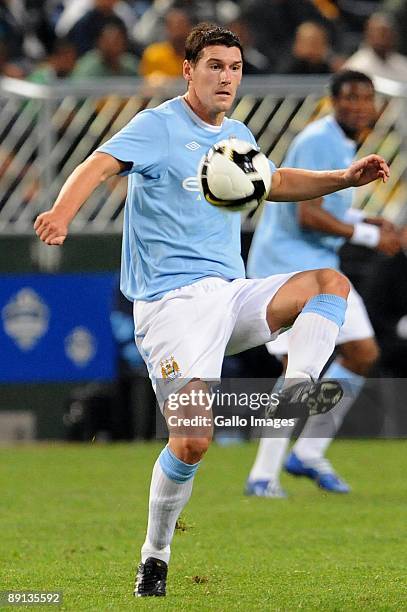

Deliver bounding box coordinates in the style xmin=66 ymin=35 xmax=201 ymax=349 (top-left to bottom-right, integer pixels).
xmin=160 ymin=356 xmax=181 ymax=381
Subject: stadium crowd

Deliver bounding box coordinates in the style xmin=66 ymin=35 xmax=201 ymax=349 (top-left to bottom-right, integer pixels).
xmin=1 ymin=0 xmax=407 ymax=81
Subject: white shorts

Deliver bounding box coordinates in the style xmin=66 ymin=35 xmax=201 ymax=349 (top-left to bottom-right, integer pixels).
xmin=133 ymin=274 xmax=296 ymax=405
xmin=266 ymin=283 xmax=374 ymax=357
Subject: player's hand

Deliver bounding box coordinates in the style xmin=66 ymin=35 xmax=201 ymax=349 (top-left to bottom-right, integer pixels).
xmin=376 ymin=228 xmax=401 ymax=256
xmin=343 ymin=154 xmax=390 ymax=187
xmin=34 ymin=210 xmax=69 ymax=245
xmin=365 ymin=217 xmax=395 ymax=232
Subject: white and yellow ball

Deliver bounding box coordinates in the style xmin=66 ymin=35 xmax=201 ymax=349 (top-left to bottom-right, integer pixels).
xmin=198 ymin=138 xmax=271 ymax=212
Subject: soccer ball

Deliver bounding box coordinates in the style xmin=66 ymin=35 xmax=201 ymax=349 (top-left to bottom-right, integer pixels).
xmin=198 ymin=138 xmax=271 ymax=212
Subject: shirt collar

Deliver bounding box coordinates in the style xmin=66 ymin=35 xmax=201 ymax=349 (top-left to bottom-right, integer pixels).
xmin=179 ymin=96 xmax=224 ymax=133
xmin=325 ymin=115 xmax=356 ymax=148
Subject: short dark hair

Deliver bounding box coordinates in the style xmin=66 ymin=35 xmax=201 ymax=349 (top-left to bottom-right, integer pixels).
xmin=185 ymin=22 xmax=243 ymax=64
xmin=329 ymin=70 xmax=374 ymax=98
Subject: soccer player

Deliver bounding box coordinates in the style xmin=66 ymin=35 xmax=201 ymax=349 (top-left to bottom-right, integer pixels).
xmin=34 ymin=26 xmax=390 ymax=596
xmin=245 ymin=70 xmax=401 ymax=498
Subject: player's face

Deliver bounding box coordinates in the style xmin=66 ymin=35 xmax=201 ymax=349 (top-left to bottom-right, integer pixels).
xmin=333 ymin=81 xmax=376 ymax=133
xmin=184 ymin=45 xmax=243 ymax=122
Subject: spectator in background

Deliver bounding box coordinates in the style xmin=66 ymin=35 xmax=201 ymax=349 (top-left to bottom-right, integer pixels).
xmin=280 ymin=21 xmax=333 ymax=74
xmin=386 ymin=0 xmax=407 ymax=56
xmin=22 ymin=0 xmax=56 ymax=60
xmin=27 ymin=38 xmax=77 ymax=83
xmin=0 ymin=0 xmax=25 ymax=62
xmin=55 ymin=0 xmax=138 ymax=40
xmin=66 ymin=0 xmax=128 ymax=57
xmin=227 ymin=17 xmax=271 ymax=74
xmin=133 ymin=0 xmax=239 ymax=49
xmin=72 ymin=23 xmax=138 ymax=78
xmin=242 ymin=0 xmax=338 ymax=72
xmin=139 ymin=7 xmax=192 ymax=79
xmin=0 ymin=0 xmax=57 ymax=65
xmin=335 ymin=0 xmax=383 ymax=48
xmin=344 ymin=12 xmax=407 ymax=80
xmin=0 ymin=40 xmax=25 ymax=77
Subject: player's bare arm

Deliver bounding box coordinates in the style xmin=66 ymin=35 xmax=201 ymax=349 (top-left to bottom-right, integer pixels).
xmin=298 ymin=198 xmax=354 ymax=238
xmin=270 ymin=154 xmax=390 ymax=202
xmin=34 ymin=152 xmax=126 ymax=246
xmin=298 ymin=198 xmax=400 ymax=256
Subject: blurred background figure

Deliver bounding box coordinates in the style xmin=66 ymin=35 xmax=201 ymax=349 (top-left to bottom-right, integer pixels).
xmin=0 ymin=0 xmax=56 ymax=67
xmin=55 ymin=0 xmax=138 ymax=40
xmin=244 ymin=70 xmax=401 ymax=498
xmin=132 ymin=0 xmax=239 ymax=49
xmin=241 ymin=0 xmax=339 ymax=72
xmin=27 ymin=38 xmax=77 ymax=83
xmin=227 ymin=16 xmax=271 ymax=74
xmin=72 ymin=23 xmax=138 ymax=78
xmin=65 ymin=0 xmax=132 ymax=57
xmin=0 ymin=40 xmax=25 ymax=77
xmin=385 ymin=0 xmax=407 ymax=56
xmin=0 ymin=0 xmax=25 ymax=64
xmin=139 ymin=7 xmax=192 ymax=79
xmin=344 ymin=12 xmax=407 ymax=80
xmin=333 ymin=0 xmax=384 ymax=53
xmin=279 ymin=21 xmax=333 ymax=74
xmin=20 ymin=0 xmax=56 ymax=60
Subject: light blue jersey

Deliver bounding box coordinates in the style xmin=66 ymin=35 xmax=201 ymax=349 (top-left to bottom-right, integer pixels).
xmin=248 ymin=115 xmax=356 ymax=278
xmin=97 ymin=96 xmax=275 ymax=301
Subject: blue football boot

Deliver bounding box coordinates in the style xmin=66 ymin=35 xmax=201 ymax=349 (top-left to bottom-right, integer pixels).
xmin=245 ymin=479 xmax=288 ymax=498
xmin=284 ymin=452 xmax=350 ymax=493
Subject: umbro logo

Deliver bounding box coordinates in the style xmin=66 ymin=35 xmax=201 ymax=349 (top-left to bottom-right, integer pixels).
xmin=185 ymin=141 xmax=201 ymax=150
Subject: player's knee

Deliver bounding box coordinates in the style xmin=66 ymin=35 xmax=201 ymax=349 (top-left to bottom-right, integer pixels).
xmin=365 ymin=342 xmax=380 ymax=368
xmin=343 ymin=341 xmax=380 ymax=375
xmin=316 ymin=268 xmax=350 ymax=298
xmin=175 ymin=437 xmax=212 ymax=463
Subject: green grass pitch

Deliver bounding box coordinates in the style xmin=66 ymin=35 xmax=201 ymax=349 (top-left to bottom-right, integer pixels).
xmin=1 ymin=440 xmax=405 ymax=611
